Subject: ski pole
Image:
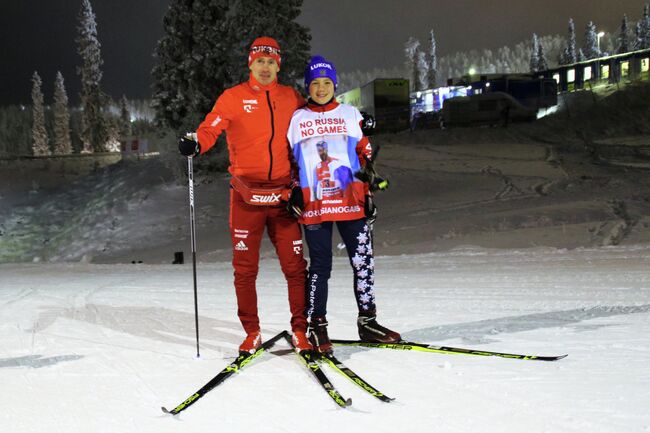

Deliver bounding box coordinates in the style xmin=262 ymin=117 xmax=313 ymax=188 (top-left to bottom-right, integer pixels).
xmin=187 ymin=156 xmax=200 ymax=358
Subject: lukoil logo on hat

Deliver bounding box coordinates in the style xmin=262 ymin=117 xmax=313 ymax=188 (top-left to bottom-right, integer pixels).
xmin=304 ymin=55 xmax=338 ymax=89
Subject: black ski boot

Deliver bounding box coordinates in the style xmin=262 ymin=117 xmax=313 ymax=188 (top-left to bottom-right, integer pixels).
xmin=308 ymin=316 xmax=333 ymax=353
xmin=357 ymin=311 xmax=401 ymax=343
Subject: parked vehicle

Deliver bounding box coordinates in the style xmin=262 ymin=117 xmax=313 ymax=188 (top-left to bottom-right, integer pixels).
xmin=440 ymin=91 xmax=537 ymax=127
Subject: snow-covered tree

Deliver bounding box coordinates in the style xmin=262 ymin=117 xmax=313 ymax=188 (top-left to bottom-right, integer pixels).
xmin=617 ymin=15 xmax=630 ymax=54
xmin=559 ymin=18 xmax=577 ymax=65
xmin=568 ymin=18 xmax=577 ymax=62
xmin=537 ymin=43 xmax=548 ymax=71
xmin=152 ymin=0 xmax=310 ymax=134
xmin=223 ymin=0 xmax=310 ymax=86
xmin=404 ymin=36 xmax=420 ymax=92
xmin=31 ymin=71 xmax=50 ymax=156
xmin=0 ymin=106 xmax=32 ymax=156
xmin=77 ymin=0 xmax=108 ymax=153
xmin=584 ymin=21 xmax=600 ymax=59
xmin=634 ymin=21 xmax=644 ymax=50
xmin=530 ymin=34 xmax=540 ymax=72
xmin=337 ymin=66 xmax=404 ymax=93
xmin=119 ymin=95 xmax=132 ymax=139
xmin=52 ymin=71 xmax=72 ymax=155
xmin=642 ymin=3 xmax=650 ymax=49
xmin=427 ymin=29 xmax=437 ymax=88
xmin=151 ymin=0 xmax=198 ymax=133
xmin=416 ymin=49 xmax=428 ymax=91
xmin=337 ymin=34 xmax=565 ymax=93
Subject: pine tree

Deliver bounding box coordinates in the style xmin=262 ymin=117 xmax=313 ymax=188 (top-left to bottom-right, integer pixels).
xmin=642 ymin=3 xmax=650 ymax=49
xmin=404 ymin=36 xmax=420 ymax=92
xmin=634 ymin=21 xmax=644 ymax=50
xmin=31 ymin=71 xmax=50 ymax=156
xmin=617 ymin=15 xmax=630 ymax=54
xmin=223 ymin=0 xmax=310 ymax=87
xmin=152 ymin=0 xmax=310 ymax=134
xmin=427 ymin=29 xmax=437 ymax=88
xmin=416 ymin=49 xmax=428 ymax=91
xmin=566 ymin=18 xmax=577 ymax=63
xmin=119 ymin=95 xmax=132 ymax=139
xmin=578 ymin=48 xmax=586 ymax=62
xmin=0 ymin=106 xmax=33 ymax=156
xmin=530 ymin=33 xmax=540 ymax=72
xmin=584 ymin=21 xmax=600 ymax=59
xmin=151 ymin=0 xmax=197 ymax=133
xmin=52 ymin=71 xmax=72 ymax=155
xmin=537 ymin=42 xmax=548 ymax=71
xmin=77 ymin=0 xmax=108 ymax=153
xmin=558 ymin=47 xmax=568 ymax=65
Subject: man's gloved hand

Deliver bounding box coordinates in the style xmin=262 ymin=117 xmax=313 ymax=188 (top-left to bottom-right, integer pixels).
xmin=365 ymin=194 xmax=378 ymax=226
xmin=287 ymin=185 xmax=304 ymax=218
xmin=179 ymin=134 xmax=200 ymax=157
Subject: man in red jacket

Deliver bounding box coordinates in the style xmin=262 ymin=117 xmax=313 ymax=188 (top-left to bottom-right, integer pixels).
xmin=179 ymin=37 xmax=311 ymax=354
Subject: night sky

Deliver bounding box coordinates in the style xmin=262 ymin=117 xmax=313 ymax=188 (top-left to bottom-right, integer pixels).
xmin=1 ymin=0 xmax=648 ymax=105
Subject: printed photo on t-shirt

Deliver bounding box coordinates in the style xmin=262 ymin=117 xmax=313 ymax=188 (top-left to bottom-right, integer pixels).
xmin=298 ymin=134 xmax=359 ymax=202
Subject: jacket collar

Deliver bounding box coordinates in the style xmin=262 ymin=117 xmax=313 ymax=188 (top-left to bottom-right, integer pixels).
xmin=247 ymin=73 xmax=278 ymax=92
xmin=307 ymin=97 xmax=339 ymax=112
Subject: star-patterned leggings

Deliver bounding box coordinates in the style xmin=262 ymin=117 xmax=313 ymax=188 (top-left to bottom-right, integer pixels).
xmin=303 ymin=218 xmax=375 ymax=320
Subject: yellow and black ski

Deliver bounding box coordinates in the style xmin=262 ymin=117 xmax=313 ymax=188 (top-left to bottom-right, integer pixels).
xmin=319 ymin=352 xmax=394 ymax=402
xmin=331 ymin=339 xmax=567 ymax=362
xmin=284 ymin=334 xmax=352 ymax=408
xmin=162 ymin=330 xmax=288 ymax=415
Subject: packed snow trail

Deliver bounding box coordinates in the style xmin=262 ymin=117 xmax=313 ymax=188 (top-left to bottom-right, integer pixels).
xmin=1 ymin=245 xmax=650 ymax=432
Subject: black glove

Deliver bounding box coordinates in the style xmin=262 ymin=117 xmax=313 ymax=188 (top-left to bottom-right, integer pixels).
xmin=360 ymin=111 xmax=376 ymax=136
xmin=179 ymin=136 xmax=200 ymax=157
xmin=287 ymin=186 xmax=304 ymax=218
xmin=370 ymin=176 xmax=389 ymax=192
xmin=365 ymin=194 xmax=378 ymax=225
xmin=355 ymin=164 xmax=390 ymax=192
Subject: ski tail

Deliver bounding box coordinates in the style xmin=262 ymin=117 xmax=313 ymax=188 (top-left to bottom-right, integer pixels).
xmin=331 ymin=339 xmax=567 ymax=362
xmin=319 ymin=352 xmax=394 ymax=402
xmin=284 ymin=334 xmax=352 ymax=408
xmin=162 ymin=330 xmax=289 ymax=415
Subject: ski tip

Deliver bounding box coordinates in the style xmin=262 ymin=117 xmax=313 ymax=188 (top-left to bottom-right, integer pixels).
xmin=344 ymin=398 xmax=353 ymax=407
xmin=536 ymin=354 xmax=568 ymax=361
xmin=161 ymin=406 xmax=179 ymax=416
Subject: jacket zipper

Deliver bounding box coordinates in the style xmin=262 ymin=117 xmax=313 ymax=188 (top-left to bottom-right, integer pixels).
xmin=265 ymin=91 xmax=275 ymax=180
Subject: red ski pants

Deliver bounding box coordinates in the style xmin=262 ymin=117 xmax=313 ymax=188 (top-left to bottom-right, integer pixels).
xmin=229 ymin=188 xmax=308 ymax=334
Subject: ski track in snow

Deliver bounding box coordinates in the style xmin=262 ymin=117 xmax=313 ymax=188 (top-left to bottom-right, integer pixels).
xmin=1 ymin=245 xmax=650 ymax=433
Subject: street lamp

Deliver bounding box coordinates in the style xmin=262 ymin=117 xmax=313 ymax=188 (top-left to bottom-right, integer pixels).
xmin=596 ymin=31 xmax=606 ymax=82
xmin=597 ymin=31 xmax=605 ymax=56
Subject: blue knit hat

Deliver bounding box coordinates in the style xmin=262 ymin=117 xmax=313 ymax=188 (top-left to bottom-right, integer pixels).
xmin=304 ymin=55 xmax=337 ymax=89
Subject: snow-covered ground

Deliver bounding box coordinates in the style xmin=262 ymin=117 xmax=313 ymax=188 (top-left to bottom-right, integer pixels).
xmin=2 ymin=85 xmax=650 ymax=431
xmin=2 ymin=245 xmax=650 ymax=433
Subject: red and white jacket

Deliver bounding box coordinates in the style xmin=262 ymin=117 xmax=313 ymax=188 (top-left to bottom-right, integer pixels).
xmin=196 ymin=74 xmax=304 ymax=185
